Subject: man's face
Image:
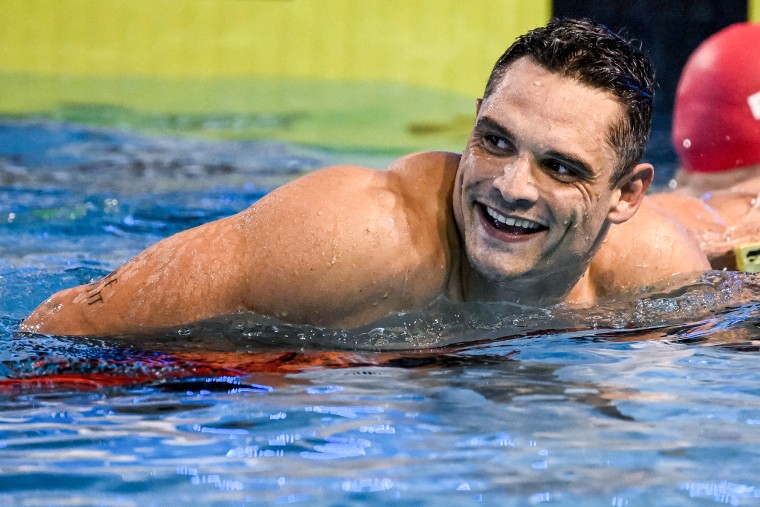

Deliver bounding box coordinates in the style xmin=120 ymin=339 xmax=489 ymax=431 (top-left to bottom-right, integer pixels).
xmin=454 ymin=57 xmax=628 ymax=294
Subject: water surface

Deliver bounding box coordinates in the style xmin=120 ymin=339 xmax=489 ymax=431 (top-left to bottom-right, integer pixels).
xmin=1 ymin=120 xmax=759 ymax=506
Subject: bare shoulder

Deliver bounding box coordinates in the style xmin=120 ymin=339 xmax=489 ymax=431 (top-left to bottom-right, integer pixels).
xmin=589 ymin=196 xmax=710 ymax=295
xmin=387 ymin=151 xmax=461 ymax=190
xmin=235 ymin=151 xmax=461 ymax=327
xmin=650 ymin=190 xmax=760 ymax=268
xmin=647 ymin=192 xmax=726 ymax=233
xmin=242 ymin=151 xmax=460 ymax=231
xmin=254 ymin=151 xmax=460 ymax=210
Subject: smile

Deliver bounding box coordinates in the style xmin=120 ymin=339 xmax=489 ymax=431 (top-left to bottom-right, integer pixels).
xmin=480 ymin=204 xmax=547 ymax=235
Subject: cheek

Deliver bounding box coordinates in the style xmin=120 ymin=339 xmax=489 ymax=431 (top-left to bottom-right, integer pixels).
xmin=459 ymin=149 xmax=502 ymax=184
xmin=452 ymin=170 xmax=465 ymax=225
xmin=570 ymin=181 xmax=608 ymax=211
xmin=570 ymin=181 xmax=597 ymax=205
xmin=554 ymin=184 xmax=588 ymax=206
xmin=554 ymin=186 xmax=602 ymax=228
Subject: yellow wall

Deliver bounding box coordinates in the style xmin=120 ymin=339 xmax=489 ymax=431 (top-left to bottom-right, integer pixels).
xmin=2 ymin=1 xmax=754 ymax=152
xmin=0 ymin=0 xmax=550 ymax=151
xmin=0 ymin=0 xmax=550 ymax=97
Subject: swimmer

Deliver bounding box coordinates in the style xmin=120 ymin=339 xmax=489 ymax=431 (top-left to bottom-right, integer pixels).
xmin=649 ymin=22 xmax=760 ymax=269
xmin=21 ymin=18 xmax=710 ymax=337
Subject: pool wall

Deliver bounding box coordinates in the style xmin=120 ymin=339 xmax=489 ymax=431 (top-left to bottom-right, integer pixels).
xmin=0 ymin=0 xmax=550 ymax=154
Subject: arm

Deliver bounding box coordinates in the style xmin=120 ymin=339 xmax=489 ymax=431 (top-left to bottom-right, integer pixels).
xmin=22 ymin=152 xmax=460 ymax=336
xmin=22 ymin=214 xmax=255 ymax=336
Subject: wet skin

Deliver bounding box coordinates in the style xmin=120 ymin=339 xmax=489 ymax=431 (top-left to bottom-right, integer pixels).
xmin=453 ymin=58 xmax=652 ymax=305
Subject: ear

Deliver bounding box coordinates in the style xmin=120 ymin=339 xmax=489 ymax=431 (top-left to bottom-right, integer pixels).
xmin=606 ymin=163 xmax=654 ymax=224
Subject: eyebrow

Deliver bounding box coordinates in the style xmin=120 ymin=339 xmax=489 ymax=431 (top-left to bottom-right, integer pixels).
xmin=475 ymin=115 xmax=597 ymax=181
xmin=474 ymin=116 xmax=514 ymax=140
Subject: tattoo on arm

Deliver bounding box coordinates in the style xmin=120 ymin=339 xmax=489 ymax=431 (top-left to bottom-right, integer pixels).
xmin=85 ymin=270 xmax=119 ymax=305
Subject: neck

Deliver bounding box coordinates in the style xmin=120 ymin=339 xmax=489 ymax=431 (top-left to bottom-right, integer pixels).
xmin=461 ymin=260 xmax=591 ymax=307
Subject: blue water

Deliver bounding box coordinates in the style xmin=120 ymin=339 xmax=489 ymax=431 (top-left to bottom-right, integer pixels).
xmin=2 ymin=120 xmax=760 ymax=506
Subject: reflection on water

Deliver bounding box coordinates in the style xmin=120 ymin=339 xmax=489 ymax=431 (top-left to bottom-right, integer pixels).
xmin=2 ymin=120 xmax=760 ymax=506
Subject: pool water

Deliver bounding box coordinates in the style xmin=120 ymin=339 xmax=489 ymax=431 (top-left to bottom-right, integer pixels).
xmin=2 ymin=120 xmax=760 ymax=506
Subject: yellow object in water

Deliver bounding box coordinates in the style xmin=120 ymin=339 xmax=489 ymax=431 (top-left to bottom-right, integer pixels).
xmin=734 ymin=242 xmax=760 ymax=272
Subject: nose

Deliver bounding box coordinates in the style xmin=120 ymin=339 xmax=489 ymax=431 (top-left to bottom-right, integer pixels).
xmin=493 ymin=154 xmax=539 ymax=207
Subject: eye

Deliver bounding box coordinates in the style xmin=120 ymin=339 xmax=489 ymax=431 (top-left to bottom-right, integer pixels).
xmin=547 ymin=160 xmax=571 ymax=175
xmin=544 ymin=159 xmax=578 ymax=180
xmin=482 ymin=134 xmax=513 ymax=154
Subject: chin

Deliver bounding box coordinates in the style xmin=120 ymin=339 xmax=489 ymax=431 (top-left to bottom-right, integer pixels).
xmin=467 ymin=249 xmax=535 ymax=283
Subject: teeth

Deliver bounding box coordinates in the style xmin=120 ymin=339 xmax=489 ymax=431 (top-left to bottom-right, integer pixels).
xmin=486 ymin=207 xmax=540 ymax=230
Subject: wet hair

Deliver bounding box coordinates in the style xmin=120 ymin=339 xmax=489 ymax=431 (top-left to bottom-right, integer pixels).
xmin=483 ymin=18 xmax=655 ymax=185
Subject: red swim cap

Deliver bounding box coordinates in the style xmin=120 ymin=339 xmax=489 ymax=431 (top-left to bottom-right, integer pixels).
xmin=672 ymin=22 xmax=760 ymax=173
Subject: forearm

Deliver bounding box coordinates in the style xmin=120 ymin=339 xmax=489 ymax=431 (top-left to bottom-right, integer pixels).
xmin=22 ymin=216 xmax=249 ymax=336
xmin=21 ymin=283 xmax=125 ymax=336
